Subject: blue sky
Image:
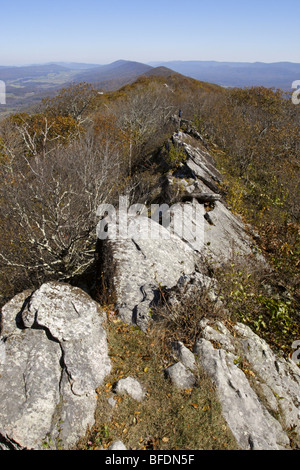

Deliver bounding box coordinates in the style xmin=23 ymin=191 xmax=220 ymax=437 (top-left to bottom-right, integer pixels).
xmin=1 ymin=0 xmax=299 ymax=65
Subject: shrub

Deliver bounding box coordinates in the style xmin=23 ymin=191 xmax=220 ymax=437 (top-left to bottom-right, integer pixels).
xmin=163 ymin=142 xmax=187 ymax=169
xmin=213 ymin=256 xmax=300 ymax=356
xmin=150 ymin=280 xmax=225 ymax=351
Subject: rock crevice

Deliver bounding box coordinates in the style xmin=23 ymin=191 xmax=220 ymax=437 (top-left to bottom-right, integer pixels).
xmin=0 ymin=282 xmax=111 ymax=450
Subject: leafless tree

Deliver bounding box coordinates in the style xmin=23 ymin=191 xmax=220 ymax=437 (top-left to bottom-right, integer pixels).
xmin=112 ymin=83 xmax=176 ymax=173
xmin=0 ymin=132 xmax=124 ymax=286
xmin=41 ymin=82 xmax=99 ymax=124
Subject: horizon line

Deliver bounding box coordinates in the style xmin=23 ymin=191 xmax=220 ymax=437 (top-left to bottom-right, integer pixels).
xmin=1 ymin=58 xmax=300 ymax=68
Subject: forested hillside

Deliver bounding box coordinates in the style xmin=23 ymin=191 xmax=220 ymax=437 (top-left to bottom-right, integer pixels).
xmin=0 ymin=73 xmax=300 ymax=451
xmin=0 ymin=73 xmax=299 ymax=355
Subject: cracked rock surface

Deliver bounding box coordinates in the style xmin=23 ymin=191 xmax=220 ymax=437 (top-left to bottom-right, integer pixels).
xmin=0 ymin=282 xmax=111 ymax=450
xmin=171 ymin=132 xmax=263 ymax=261
xmin=106 ymin=214 xmax=197 ymax=330
xmin=195 ymin=320 xmax=300 ymax=450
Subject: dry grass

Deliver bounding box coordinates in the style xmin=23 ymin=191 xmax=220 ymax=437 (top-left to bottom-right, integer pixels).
xmin=76 ymin=316 xmax=239 ymax=451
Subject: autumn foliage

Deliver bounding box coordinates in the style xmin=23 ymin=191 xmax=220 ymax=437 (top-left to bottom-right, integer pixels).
xmin=192 ymin=86 xmax=300 ymax=298
xmin=0 ymin=77 xmax=299 ymax=322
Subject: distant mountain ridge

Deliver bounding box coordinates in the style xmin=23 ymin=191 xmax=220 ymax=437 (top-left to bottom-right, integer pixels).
xmin=1 ymin=59 xmax=299 ymax=116
xmin=2 ymin=59 xmax=300 ymax=89
xmin=149 ymin=60 xmax=300 ymax=90
xmin=72 ymin=60 xmax=153 ymax=89
xmin=0 ymin=60 xmax=185 ymax=114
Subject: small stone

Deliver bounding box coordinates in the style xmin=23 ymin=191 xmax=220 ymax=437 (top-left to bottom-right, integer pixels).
xmin=108 ymin=440 xmax=127 ymax=450
xmin=171 ymin=341 xmax=196 ymax=371
xmin=108 ymin=396 xmax=117 ymax=408
xmin=115 ymin=377 xmax=145 ymax=402
xmin=165 ymin=362 xmax=196 ymax=389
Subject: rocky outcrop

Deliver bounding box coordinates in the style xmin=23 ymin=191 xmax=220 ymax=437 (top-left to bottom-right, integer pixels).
xmin=103 ymin=214 xmax=198 ymax=331
xmin=0 ymin=127 xmax=298 ymax=451
xmin=160 ymin=318 xmax=300 ymax=450
xmin=101 ymin=131 xmax=263 ymax=332
xmin=169 ymin=132 xmax=263 ymax=260
xmin=0 ymin=282 xmax=111 ymax=450
xmin=195 ymin=319 xmax=300 ymax=450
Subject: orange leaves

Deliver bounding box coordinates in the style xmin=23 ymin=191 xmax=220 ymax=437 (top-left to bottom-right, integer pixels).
xmin=93 ymin=113 xmax=125 ymax=145
xmin=104 ymin=382 xmax=113 ymax=393
xmin=230 ymin=86 xmax=285 ymax=113
xmin=10 ymin=112 xmax=80 ymax=157
xmin=243 ymin=368 xmax=256 ymax=378
xmin=201 ymin=404 xmax=211 ymax=412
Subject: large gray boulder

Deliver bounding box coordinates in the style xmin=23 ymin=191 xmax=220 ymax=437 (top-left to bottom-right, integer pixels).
xmin=0 ymin=282 xmax=111 ymax=450
xmin=104 ymin=214 xmax=198 ymax=330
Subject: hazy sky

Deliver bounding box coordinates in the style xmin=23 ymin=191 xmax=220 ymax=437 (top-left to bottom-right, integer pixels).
xmin=1 ymin=0 xmax=299 ymax=65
